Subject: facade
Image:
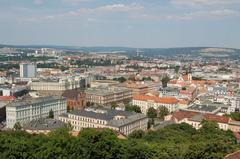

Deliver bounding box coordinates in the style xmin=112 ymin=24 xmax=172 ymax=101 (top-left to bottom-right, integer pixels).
xmin=133 ymin=94 xmax=179 ymax=114
xmin=29 ymin=76 xmax=85 ymax=96
xmin=20 ymin=63 xmax=37 ymax=78
xmin=62 ymin=90 xmax=86 ymax=110
xmin=59 ymin=108 xmax=148 ymax=135
xmin=85 ymin=86 xmax=132 ymax=105
xmin=159 ymin=87 xmax=179 ymax=97
xmin=6 ymin=96 xmax=67 ymax=128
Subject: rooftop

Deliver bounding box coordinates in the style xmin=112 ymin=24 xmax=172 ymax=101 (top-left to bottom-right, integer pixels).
xmin=60 ymin=108 xmax=147 ymax=128
xmin=23 ymin=118 xmax=66 ymax=131
xmin=187 ymin=104 xmax=220 ymax=113
xmin=6 ymin=96 xmax=65 ymax=107
xmin=133 ymin=94 xmax=179 ymax=104
xmin=85 ymin=86 xmax=131 ymax=96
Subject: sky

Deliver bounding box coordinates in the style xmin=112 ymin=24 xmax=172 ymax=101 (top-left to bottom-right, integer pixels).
xmin=0 ymin=0 xmax=240 ymax=48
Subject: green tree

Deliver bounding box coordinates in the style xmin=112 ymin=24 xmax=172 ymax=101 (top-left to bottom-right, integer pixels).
xmin=128 ymin=130 xmax=145 ymax=139
xmin=158 ymin=107 xmax=169 ymax=119
xmin=225 ymin=112 xmax=240 ymax=121
xmin=125 ymin=105 xmax=141 ymax=113
xmin=174 ymin=66 xmax=180 ymax=74
xmin=147 ymin=107 xmax=157 ymax=125
xmin=161 ymin=76 xmax=170 ymax=88
xmin=111 ymin=102 xmax=118 ymax=109
xmin=13 ymin=122 xmax=22 ymax=131
xmin=49 ymin=109 xmax=54 ymax=119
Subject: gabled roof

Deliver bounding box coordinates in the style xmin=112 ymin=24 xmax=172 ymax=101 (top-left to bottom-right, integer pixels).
xmin=133 ymin=94 xmax=179 ymax=104
xmin=172 ymin=110 xmax=198 ymax=121
xmin=0 ymin=96 xmax=16 ymax=101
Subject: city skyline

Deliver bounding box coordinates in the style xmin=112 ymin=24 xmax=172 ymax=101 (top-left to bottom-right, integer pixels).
xmin=0 ymin=0 xmax=240 ymax=48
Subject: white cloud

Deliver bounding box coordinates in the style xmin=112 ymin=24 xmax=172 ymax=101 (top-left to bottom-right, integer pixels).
xmin=131 ymin=9 xmax=240 ymax=21
xmin=171 ymin=0 xmax=240 ymax=6
xmin=35 ymin=0 xmax=43 ymax=5
xmin=22 ymin=3 xmax=143 ymax=22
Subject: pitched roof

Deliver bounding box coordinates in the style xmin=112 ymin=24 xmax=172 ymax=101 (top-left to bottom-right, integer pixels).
xmin=133 ymin=94 xmax=179 ymax=104
xmin=204 ymin=114 xmax=229 ymax=124
xmin=0 ymin=96 xmax=16 ymax=101
xmin=172 ymin=110 xmax=198 ymax=121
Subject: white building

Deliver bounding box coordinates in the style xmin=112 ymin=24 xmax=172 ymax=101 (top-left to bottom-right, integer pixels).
xmin=133 ymin=94 xmax=179 ymax=114
xmin=59 ymin=108 xmax=148 ymax=136
xmin=20 ymin=63 xmax=37 ymax=78
xmin=6 ymin=96 xmax=67 ymax=128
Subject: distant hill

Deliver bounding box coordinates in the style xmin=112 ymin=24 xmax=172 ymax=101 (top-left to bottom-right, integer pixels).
xmin=0 ymin=44 xmax=239 ymax=58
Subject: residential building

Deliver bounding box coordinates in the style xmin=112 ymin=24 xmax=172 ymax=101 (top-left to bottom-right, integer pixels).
xmin=59 ymin=108 xmax=148 ymax=135
xmin=85 ymin=86 xmax=132 ymax=105
xmin=6 ymin=96 xmax=67 ymax=128
xmin=20 ymin=63 xmax=37 ymax=78
xmin=132 ymin=94 xmax=179 ymax=114
xmin=29 ymin=76 xmax=85 ymax=96
xmin=159 ymin=87 xmax=179 ymax=97
xmin=169 ymin=110 xmax=240 ymax=132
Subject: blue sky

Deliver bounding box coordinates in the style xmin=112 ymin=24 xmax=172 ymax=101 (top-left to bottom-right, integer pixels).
xmin=0 ymin=0 xmax=240 ymax=48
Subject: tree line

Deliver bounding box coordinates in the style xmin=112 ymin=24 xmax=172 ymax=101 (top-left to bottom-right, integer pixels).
xmin=0 ymin=121 xmax=238 ymax=159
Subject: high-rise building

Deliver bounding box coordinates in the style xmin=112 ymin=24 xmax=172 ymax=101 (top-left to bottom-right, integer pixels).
xmin=20 ymin=63 xmax=37 ymax=78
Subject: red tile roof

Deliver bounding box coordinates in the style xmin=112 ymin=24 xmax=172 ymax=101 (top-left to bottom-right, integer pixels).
xmin=172 ymin=110 xmax=199 ymax=121
xmin=133 ymin=94 xmax=179 ymax=104
xmin=203 ymin=114 xmax=229 ymax=124
xmin=0 ymin=96 xmax=16 ymax=101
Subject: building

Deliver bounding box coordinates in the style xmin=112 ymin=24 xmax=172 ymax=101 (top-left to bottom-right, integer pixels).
xmin=132 ymin=94 xmax=179 ymax=114
xmin=59 ymin=108 xmax=148 ymax=135
xmin=159 ymin=87 xmax=179 ymax=97
xmin=62 ymin=90 xmax=86 ymax=110
xmin=119 ymin=81 xmax=148 ymax=95
xmin=29 ymin=76 xmax=85 ymax=96
xmin=85 ymin=86 xmax=132 ymax=105
xmin=23 ymin=118 xmax=66 ymax=134
xmin=186 ymin=104 xmax=221 ymax=114
xmin=20 ymin=63 xmax=37 ymax=78
xmin=169 ymin=110 xmax=240 ymax=132
xmin=6 ymin=96 xmax=67 ymax=128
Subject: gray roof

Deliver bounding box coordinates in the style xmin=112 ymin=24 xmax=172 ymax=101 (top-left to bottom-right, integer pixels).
xmin=23 ymin=118 xmax=66 ymax=130
xmin=85 ymin=86 xmax=131 ymax=96
xmin=187 ymin=104 xmax=219 ymax=113
xmin=60 ymin=108 xmax=147 ymax=128
xmin=189 ymin=114 xmax=204 ymax=122
xmin=6 ymin=96 xmax=66 ymax=107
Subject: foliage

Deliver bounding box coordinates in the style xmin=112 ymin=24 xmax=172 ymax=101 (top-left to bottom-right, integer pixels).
xmin=147 ymin=107 xmax=157 ymax=125
xmin=113 ymin=77 xmax=127 ymax=83
xmin=49 ymin=109 xmax=54 ymax=119
xmin=161 ymin=76 xmax=170 ymax=88
xmin=111 ymin=102 xmax=118 ymax=109
xmin=125 ymin=104 xmax=141 ymax=113
xmin=0 ymin=122 xmax=238 ymax=159
xmin=225 ymin=112 xmax=240 ymax=121
xmin=158 ymin=107 xmax=169 ymax=119
xmin=13 ymin=122 xmax=22 ymax=131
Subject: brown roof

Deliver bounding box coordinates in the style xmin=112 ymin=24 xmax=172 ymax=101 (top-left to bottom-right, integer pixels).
xmin=133 ymin=94 xmax=179 ymax=104
xmin=172 ymin=110 xmax=199 ymax=121
xmin=62 ymin=90 xmax=85 ymax=100
xmin=224 ymin=150 xmax=240 ymax=159
xmin=204 ymin=114 xmax=229 ymax=124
